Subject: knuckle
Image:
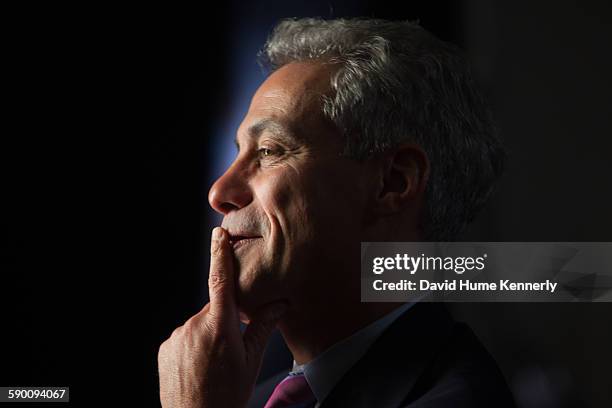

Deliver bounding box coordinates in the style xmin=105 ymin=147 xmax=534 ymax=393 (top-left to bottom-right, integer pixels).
xmin=208 ymin=272 xmax=229 ymax=290
xmin=158 ymin=340 xmax=169 ymax=359
xmin=183 ymin=317 xmax=197 ymax=334
xmin=171 ymin=325 xmax=183 ymax=338
xmin=180 ymin=315 xmax=208 ymax=342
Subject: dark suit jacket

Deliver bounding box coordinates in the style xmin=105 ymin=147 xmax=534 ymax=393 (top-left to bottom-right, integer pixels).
xmin=249 ymin=303 xmax=515 ymax=407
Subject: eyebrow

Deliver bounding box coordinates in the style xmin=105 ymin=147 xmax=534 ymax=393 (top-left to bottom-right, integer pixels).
xmin=234 ymin=118 xmax=297 ymax=151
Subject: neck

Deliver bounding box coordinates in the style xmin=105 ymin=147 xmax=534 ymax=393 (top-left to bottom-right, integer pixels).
xmin=278 ymin=294 xmax=402 ymax=365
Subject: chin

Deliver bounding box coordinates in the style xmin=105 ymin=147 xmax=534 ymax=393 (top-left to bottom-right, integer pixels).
xmin=233 ymin=260 xmax=282 ymax=318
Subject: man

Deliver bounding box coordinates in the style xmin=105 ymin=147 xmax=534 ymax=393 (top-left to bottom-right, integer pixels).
xmin=158 ymin=18 xmax=515 ymax=407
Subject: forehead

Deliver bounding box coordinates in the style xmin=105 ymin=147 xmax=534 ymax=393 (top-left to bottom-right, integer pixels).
xmin=237 ymin=61 xmax=338 ymax=141
xmin=252 ymin=61 xmax=335 ymax=108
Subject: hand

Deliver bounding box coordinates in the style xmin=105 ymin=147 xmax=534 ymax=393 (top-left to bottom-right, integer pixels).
xmin=158 ymin=227 xmax=287 ymax=408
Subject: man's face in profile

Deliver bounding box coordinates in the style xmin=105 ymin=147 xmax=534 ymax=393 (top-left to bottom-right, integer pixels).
xmin=208 ymin=62 xmax=373 ymax=314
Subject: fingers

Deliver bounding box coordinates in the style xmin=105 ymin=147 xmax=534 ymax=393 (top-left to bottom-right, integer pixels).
xmin=243 ymin=302 xmax=288 ymax=360
xmin=208 ymin=227 xmax=239 ymax=323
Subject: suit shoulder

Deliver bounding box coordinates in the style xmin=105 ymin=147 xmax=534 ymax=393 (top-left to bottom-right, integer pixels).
xmin=404 ymin=322 xmax=515 ymax=407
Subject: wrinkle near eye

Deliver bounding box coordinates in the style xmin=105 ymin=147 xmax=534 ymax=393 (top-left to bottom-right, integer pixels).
xmin=258 ymin=146 xmax=309 ymax=169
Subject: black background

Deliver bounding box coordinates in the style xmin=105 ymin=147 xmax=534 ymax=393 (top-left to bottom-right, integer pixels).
xmin=2 ymin=1 xmax=611 ymax=407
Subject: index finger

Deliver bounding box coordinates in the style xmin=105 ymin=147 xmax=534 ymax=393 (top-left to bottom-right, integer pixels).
xmin=207 ymin=227 xmax=239 ymax=322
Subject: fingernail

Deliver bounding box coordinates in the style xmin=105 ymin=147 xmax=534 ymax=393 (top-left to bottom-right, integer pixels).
xmin=211 ymin=228 xmax=223 ymax=253
xmin=212 ymin=227 xmax=223 ymax=241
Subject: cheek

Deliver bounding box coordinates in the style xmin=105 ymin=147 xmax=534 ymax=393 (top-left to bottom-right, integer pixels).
xmin=255 ymin=172 xmax=293 ymax=212
xmin=252 ymin=169 xmax=314 ymax=249
xmin=256 ymin=165 xmax=364 ymax=230
xmin=251 ymin=162 xmax=366 ymax=260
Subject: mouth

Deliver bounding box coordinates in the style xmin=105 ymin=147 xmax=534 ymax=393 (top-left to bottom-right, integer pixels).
xmin=228 ymin=234 xmax=262 ymax=250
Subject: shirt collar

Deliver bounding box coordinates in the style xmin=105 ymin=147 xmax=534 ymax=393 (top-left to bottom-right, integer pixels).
xmin=290 ymin=302 xmax=415 ymax=404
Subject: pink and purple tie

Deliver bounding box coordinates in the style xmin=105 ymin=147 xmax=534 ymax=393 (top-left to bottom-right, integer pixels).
xmin=264 ymin=372 xmax=316 ymax=408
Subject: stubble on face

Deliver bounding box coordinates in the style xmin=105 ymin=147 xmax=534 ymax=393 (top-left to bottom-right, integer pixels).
xmin=212 ymin=61 xmax=364 ymax=315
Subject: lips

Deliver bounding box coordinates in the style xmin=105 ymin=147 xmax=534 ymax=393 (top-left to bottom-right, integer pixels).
xmin=228 ymin=234 xmax=262 ymax=250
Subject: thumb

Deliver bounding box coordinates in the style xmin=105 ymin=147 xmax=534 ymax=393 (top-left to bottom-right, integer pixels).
xmin=243 ymin=302 xmax=288 ymax=361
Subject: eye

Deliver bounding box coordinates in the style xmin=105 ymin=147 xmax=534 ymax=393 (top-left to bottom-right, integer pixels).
xmin=257 ymin=146 xmax=281 ymax=158
xmin=258 ymin=147 xmax=273 ymax=157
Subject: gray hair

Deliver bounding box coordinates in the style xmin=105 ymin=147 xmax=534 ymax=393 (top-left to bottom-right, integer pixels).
xmin=259 ymin=18 xmax=505 ymax=241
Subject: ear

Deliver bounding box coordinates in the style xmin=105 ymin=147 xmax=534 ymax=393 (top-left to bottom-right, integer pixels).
xmin=374 ymin=144 xmax=430 ymax=215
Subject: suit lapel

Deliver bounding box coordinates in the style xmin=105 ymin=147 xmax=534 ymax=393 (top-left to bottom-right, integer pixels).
xmin=320 ymin=303 xmax=454 ymax=408
xmin=248 ymin=369 xmax=289 ymax=408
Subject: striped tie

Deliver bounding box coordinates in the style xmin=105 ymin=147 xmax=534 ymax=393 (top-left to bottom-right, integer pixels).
xmin=264 ymin=372 xmax=316 ymax=408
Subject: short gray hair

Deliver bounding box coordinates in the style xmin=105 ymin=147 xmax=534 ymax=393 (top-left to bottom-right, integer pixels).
xmin=259 ymin=18 xmax=505 ymax=241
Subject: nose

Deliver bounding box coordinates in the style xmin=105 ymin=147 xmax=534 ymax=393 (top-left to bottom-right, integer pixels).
xmin=208 ymin=161 xmax=253 ymax=215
